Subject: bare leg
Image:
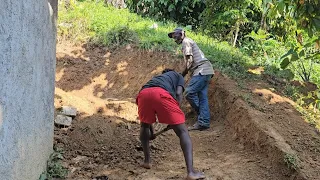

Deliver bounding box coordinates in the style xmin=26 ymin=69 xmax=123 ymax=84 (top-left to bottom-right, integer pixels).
xmin=140 ymin=123 xmax=151 ymax=169
xmin=171 ymin=124 xmax=205 ymax=179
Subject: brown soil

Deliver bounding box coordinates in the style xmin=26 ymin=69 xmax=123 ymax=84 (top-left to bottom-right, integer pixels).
xmin=54 ymin=42 xmax=320 ymax=180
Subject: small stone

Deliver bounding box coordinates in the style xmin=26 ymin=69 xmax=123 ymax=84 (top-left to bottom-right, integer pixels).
xmin=126 ymin=44 xmax=132 ymax=50
xmin=72 ymin=155 xmax=88 ymax=164
xmin=55 ymin=115 xmax=72 ymax=126
xmin=60 ymin=106 xmax=77 ymax=117
xmin=127 ymin=123 xmax=132 ymax=130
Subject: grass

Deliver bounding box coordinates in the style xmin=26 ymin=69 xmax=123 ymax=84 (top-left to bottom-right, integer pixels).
xmin=58 ymin=0 xmax=255 ymax=78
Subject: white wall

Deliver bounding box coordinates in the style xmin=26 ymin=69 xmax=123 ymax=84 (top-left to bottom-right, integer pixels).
xmin=0 ymin=0 xmax=57 ymax=179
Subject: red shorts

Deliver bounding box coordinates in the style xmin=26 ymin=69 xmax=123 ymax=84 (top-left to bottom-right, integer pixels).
xmin=136 ymin=87 xmax=185 ymax=125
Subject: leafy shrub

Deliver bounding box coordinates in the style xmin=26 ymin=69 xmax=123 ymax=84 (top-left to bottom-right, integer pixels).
xmin=126 ymin=0 xmax=205 ymax=28
xmin=284 ymin=153 xmax=299 ymax=170
xmin=92 ymin=26 xmax=139 ymax=47
xmin=39 ymin=148 xmax=68 ymax=180
xmin=201 ymin=0 xmax=261 ymax=43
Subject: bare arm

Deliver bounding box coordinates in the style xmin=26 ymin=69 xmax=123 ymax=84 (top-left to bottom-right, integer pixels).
xmin=176 ymin=85 xmax=184 ymax=106
xmin=182 ymin=55 xmax=193 ymax=77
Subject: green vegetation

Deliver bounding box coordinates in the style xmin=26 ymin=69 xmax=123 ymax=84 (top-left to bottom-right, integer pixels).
xmin=284 ymin=153 xmax=299 ymax=170
xmin=39 ymin=148 xmax=68 ymax=180
xmin=58 ymin=0 xmax=257 ymax=75
xmin=126 ymin=0 xmax=205 ymax=28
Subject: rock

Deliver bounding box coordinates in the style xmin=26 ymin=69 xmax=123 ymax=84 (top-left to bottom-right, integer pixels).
xmin=72 ymin=155 xmax=88 ymax=164
xmin=55 ymin=115 xmax=72 ymax=126
xmin=127 ymin=123 xmax=132 ymax=130
xmin=59 ymin=106 xmax=77 ymax=117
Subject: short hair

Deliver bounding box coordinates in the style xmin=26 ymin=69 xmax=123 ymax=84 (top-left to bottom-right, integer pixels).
xmin=162 ymin=68 xmax=174 ymax=74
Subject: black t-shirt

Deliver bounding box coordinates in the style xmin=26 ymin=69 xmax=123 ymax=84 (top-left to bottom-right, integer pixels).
xmin=141 ymin=71 xmax=185 ymax=100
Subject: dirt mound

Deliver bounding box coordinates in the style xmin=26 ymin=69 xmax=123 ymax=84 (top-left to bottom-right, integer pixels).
xmin=211 ymin=73 xmax=320 ymax=179
xmin=54 ymin=115 xmax=178 ymax=179
xmin=56 ymin=42 xmax=182 ymax=98
xmin=54 ymin=42 xmax=320 ymax=180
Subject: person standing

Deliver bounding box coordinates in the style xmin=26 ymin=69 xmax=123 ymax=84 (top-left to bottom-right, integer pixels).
xmin=168 ymin=28 xmax=214 ymax=131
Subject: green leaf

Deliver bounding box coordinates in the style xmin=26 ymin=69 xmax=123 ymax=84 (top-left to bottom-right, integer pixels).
xmin=278 ymin=2 xmax=285 ymax=13
xmin=307 ymin=4 xmax=314 ymax=14
xmin=312 ymin=18 xmax=320 ymax=30
xmin=299 ymin=49 xmax=305 ymax=57
xmin=185 ymin=25 xmax=192 ymax=30
xmin=281 ymin=57 xmax=290 ymax=69
xmin=168 ymin=4 xmax=175 ymax=12
xmin=291 ymin=52 xmax=299 ymax=61
xmin=39 ymin=173 xmax=47 ymax=180
xmin=164 ymin=1 xmax=168 ymax=6
xmin=179 ymin=6 xmax=184 ymax=13
xmin=308 ymin=28 xmax=313 ymax=37
xmin=281 ymin=48 xmax=294 ymax=59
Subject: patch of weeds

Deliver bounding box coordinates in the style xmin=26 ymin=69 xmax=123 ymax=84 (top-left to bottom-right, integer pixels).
xmin=240 ymin=93 xmax=265 ymax=112
xmin=39 ymin=148 xmax=68 ymax=180
xmin=241 ymin=93 xmax=251 ymax=102
xmin=284 ymin=84 xmax=299 ymax=100
xmin=237 ymin=80 xmax=246 ymax=89
xmin=92 ymin=26 xmax=139 ymax=47
xmin=295 ymin=104 xmax=320 ymax=130
xmin=284 ymin=153 xmax=299 ymax=170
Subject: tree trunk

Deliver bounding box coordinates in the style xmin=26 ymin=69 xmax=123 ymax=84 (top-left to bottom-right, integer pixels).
xmin=260 ymin=13 xmax=267 ymax=31
xmin=233 ymin=23 xmax=240 ymax=47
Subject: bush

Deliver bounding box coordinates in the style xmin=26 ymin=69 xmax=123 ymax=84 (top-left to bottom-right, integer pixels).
xmin=39 ymin=148 xmax=68 ymax=180
xmin=92 ymin=26 xmax=139 ymax=47
xmin=126 ymin=0 xmax=205 ymax=28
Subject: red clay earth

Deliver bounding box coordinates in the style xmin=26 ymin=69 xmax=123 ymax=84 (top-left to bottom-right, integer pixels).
xmin=54 ymin=42 xmax=320 ymax=180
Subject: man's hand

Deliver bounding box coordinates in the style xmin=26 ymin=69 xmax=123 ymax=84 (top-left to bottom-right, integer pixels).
xmin=181 ymin=69 xmax=188 ymax=77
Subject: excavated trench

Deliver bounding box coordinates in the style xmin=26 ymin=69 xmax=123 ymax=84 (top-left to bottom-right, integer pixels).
xmin=54 ymin=43 xmax=320 ymax=180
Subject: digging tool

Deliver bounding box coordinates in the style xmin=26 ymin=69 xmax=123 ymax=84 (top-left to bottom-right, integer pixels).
xmin=150 ymin=125 xmax=171 ymax=140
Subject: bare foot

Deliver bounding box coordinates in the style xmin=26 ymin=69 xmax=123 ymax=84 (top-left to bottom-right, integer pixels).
xmin=141 ymin=162 xmax=151 ymax=169
xmin=186 ymin=171 xmax=205 ymax=180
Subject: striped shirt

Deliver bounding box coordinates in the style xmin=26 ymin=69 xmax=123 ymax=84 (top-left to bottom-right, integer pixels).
xmin=182 ymin=37 xmax=214 ymax=76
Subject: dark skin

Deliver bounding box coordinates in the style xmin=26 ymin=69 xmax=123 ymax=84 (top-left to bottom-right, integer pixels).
xmin=139 ymin=86 xmax=205 ymax=179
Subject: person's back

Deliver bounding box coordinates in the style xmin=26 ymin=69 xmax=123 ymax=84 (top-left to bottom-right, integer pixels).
xmin=141 ymin=70 xmax=184 ymax=101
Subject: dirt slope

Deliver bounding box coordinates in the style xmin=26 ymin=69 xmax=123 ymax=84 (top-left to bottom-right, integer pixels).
xmin=54 ymin=42 xmax=320 ymax=180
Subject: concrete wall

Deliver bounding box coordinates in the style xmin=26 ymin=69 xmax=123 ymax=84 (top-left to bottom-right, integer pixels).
xmin=0 ymin=0 xmax=57 ymax=179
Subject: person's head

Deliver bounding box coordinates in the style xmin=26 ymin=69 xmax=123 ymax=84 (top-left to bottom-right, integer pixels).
xmin=162 ymin=68 xmax=174 ymax=74
xmin=168 ymin=28 xmax=185 ymax=44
